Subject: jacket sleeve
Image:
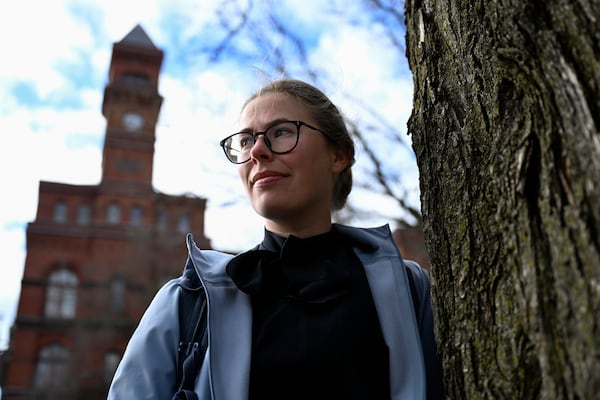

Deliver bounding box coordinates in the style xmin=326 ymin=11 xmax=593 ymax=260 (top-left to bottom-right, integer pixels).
xmin=404 ymin=261 xmax=446 ymax=400
xmin=108 ymin=279 xmax=181 ymax=400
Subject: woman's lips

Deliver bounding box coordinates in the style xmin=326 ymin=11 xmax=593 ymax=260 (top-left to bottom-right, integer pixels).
xmin=251 ymin=170 xmax=287 ymax=186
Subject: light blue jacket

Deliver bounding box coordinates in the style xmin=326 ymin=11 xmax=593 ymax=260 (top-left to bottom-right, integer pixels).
xmin=108 ymin=224 xmax=440 ymax=399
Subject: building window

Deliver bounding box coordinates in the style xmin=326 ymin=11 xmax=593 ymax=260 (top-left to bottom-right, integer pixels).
xmin=34 ymin=344 xmax=70 ymax=389
xmin=45 ymin=269 xmax=78 ymax=319
xmin=104 ymin=351 xmax=121 ymax=383
xmin=178 ymin=214 xmax=190 ymax=234
xmin=120 ymin=73 xmax=150 ymax=88
xmin=110 ymin=278 xmax=126 ymax=313
xmin=157 ymin=211 xmax=168 ymax=232
xmin=130 ymin=205 xmax=143 ymax=226
xmin=77 ymin=204 xmax=91 ymax=225
xmin=107 ymin=203 xmax=121 ymax=224
xmin=53 ymin=201 xmax=68 ymax=223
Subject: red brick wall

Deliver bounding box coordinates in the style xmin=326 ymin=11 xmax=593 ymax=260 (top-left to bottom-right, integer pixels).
xmin=393 ymin=226 xmax=431 ymax=270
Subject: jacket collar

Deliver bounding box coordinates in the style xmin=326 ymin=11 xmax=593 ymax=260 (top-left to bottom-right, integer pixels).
xmin=183 ymin=224 xmax=393 ymax=285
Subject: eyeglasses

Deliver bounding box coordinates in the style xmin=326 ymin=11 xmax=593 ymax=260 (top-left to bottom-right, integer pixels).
xmin=219 ymin=120 xmax=327 ymax=164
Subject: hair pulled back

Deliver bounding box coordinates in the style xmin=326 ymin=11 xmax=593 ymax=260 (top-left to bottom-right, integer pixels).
xmin=243 ymin=79 xmax=355 ymax=210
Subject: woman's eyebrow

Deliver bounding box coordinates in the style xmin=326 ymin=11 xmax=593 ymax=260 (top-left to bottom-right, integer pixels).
xmin=237 ymin=118 xmax=292 ymax=133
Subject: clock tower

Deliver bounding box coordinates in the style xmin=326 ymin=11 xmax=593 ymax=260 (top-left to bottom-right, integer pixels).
xmin=2 ymin=25 xmax=211 ymax=400
xmin=101 ymin=24 xmax=164 ymax=193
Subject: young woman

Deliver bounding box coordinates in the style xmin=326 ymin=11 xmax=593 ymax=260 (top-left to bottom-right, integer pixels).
xmin=108 ymin=79 xmax=444 ymax=399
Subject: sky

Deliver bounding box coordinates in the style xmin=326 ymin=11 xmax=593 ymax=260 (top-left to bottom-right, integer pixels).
xmin=0 ymin=0 xmax=417 ymax=349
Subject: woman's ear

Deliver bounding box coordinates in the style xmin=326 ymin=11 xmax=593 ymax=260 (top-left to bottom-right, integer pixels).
xmin=330 ymin=146 xmax=352 ymax=175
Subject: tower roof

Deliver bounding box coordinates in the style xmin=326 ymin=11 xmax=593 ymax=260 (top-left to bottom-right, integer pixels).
xmin=119 ymin=24 xmax=158 ymax=49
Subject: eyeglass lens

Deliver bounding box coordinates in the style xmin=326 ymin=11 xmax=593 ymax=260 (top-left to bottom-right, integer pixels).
xmin=224 ymin=121 xmax=299 ymax=163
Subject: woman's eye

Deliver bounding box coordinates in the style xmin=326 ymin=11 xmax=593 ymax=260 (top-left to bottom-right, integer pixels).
xmin=238 ymin=135 xmax=253 ymax=148
xmin=271 ymin=127 xmax=293 ymax=138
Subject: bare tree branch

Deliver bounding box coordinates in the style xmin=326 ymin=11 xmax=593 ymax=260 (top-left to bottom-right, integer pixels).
xmin=195 ymin=1 xmax=422 ymax=227
xmin=348 ymin=121 xmax=423 ymax=225
xmin=210 ymin=0 xmax=254 ymax=62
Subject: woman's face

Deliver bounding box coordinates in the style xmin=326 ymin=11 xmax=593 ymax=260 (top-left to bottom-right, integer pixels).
xmin=237 ymin=92 xmax=349 ymax=235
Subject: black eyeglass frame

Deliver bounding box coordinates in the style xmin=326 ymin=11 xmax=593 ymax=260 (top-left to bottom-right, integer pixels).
xmin=219 ymin=120 xmax=327 ymax=164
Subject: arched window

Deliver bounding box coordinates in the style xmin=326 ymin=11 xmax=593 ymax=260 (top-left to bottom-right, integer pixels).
xmin=178 ymin=214 xmax=190 ymax=234
xmin=130 ymin=205 xmax=143 ymax=226
xmin=45 ymin=268 xmax=78 ymax=319
xmin=157 ymin=210 xmax=168 ymax=232
xmin=107 ymin=202 xmax=121 ymax=224
xmin=110 ymin=278 xmax=126 ymax=313
xmin=77 ymin=204 xmax=91 ymax=225
xmin=104 ymin=351 xmax=121 ymax=383
xmin=53 ymin=201 xmax=68 ymax=223
xmin=34 ymin=344 xmax=70 ymax=389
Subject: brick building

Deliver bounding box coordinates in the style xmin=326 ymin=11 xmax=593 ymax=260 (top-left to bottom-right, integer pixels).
xmin=2 ymin=25 xmax=210 ymax=399
xmin=393 ymin=225 xmax=430 ymax=270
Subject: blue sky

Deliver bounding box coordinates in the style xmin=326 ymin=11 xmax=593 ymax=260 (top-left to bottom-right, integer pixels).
xmin=0 ymin=0 xmax=416 ymax=349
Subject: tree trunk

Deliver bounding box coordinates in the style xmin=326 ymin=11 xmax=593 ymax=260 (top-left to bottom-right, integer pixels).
xmin=404 ymin=0 xmax=600 ymax=398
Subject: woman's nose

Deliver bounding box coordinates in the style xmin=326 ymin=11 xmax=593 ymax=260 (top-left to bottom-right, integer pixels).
xmin=249 ymin=135 xmax=273 ymax=161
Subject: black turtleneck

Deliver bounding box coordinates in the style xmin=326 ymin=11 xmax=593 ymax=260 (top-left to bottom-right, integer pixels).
xmin=226 ymin=227 xmax=390 ymax=400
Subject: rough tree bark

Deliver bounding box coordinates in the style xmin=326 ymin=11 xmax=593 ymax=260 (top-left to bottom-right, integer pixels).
xmin=405 ymin=0 xmax=600 ymax=399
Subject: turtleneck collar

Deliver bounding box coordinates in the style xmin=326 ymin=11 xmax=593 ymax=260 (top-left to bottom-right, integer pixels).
xmin=226 ymin=227 xmax=351 ymax=304
xmin=260 ymin=228 xmax=339 ymax=259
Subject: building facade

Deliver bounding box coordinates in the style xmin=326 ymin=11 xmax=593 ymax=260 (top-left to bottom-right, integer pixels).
xmin=2 ymin=25 xmax=210 ymax=399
